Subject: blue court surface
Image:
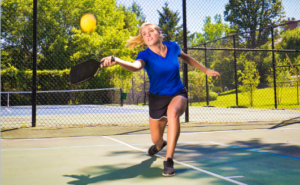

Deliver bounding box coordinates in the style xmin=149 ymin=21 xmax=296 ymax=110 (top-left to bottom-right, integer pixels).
xmin=1 ymin=105 xmax=148 ymax=116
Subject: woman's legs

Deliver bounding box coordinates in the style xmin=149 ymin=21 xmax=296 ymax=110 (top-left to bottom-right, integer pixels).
xmin=149 ymin=117 xmax=167 ymax=150
xmin=148 ymin=94 xmax=187 ymax=176
xmin=148 ymin=95 xmax=187 ymax=158
xmin=165 ymin=96 xmax=187 ymax=160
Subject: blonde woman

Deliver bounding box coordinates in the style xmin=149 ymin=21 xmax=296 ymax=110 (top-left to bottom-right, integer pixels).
xmin=101 ymin=22 xmax=220 ymax=176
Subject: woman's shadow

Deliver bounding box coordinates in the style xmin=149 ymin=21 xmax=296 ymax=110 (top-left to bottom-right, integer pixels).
xmin=64 ymin=157 xmax=161 ymax=185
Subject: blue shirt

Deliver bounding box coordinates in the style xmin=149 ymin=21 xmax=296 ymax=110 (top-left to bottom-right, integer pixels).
xmin=136 ymin=42 xmax=184 ymax=95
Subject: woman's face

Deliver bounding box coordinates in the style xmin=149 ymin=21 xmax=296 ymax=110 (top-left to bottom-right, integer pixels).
xmin=141 ymin=25 xmax=161 ymax=46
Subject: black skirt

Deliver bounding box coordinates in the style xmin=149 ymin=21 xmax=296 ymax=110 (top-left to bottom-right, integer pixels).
xmin=148 ymin=87 xmax=188 ymax=120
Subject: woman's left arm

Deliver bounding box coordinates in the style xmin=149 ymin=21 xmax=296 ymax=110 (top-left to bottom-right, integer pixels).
xmin=179 ymin=50 xmax=220 ymax=79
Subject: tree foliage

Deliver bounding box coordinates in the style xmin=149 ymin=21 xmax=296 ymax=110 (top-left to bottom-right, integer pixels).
xmin=265 ymin=53 xmax=294 ymax=105
xmin=190 ymin=14 xmax=236 ymax=46
xmin=157 ymin=2 xmax=193 ymax=47
xmin=237 ymin=56 xmax=260 ymax=107
xmin=276 ymin=27 xmax=300 ymax=67
xmin=188 ymin=15 xmax=236 ymax=90
xmin=158 ymin=3 xmax=181 ymax=42
xmin=224 ymin=0 xmax=285 ymax=48
xmin=129 ymin=2 xmax=146 ymax=27
xmin=1 ymin=0 xmax=144 ymax=91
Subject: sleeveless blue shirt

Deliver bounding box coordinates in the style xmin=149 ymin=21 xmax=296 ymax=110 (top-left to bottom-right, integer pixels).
xmin=136 ymin=42 xmax=184 ymax=95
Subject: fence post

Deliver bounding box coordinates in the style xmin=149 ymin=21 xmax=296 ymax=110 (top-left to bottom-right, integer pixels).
xmin=7 ymin=93 xmax=10 ymax=107
xmin=251 ymin=84 xmax=253 ymax=107
xmin=204 ymin=43 xmax=209 ymax=106
xmin=132 ymin=78 xmax=134 ymax=104
xmin=271 ymin=26 xmax=277 ymax=109
xmin=182 ymin=0 xmax=189 ymax=122
xmin=120 ymin=88 xmax=123 ymax=107
xmin=297 ymin=81 xmax=299 ymax=105
xmin=32 ymin=0 xmax=37 ymax=127
xmin=143 ymin=69 xmax=146 ymax=105
xmin=233 ymin=35 xmax=239 ymax=106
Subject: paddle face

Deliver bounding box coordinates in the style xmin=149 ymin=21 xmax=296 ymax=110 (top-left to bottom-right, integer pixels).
xmin=70 ymin=59 xmax=101 ymax=85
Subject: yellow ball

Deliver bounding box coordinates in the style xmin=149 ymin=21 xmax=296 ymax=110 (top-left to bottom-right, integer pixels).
xmin=80 ymin=13 xmax=96 ymax=33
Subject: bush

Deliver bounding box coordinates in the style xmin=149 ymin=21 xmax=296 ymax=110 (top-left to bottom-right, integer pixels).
xmin=211 ymin=86 xmax=222 ymax=93
xmin=209 ymin=91 xmax=218 ymax=101
xmin=189 ymin=91 xmax=218 ymax=102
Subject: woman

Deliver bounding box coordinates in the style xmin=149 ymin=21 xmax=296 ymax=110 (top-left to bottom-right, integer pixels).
xmin=101 ymin=22 xmax=220 ymax=177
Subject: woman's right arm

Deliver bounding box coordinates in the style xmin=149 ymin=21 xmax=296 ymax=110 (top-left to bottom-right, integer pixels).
xmin=100 ymin=56 xmax=145 ymax=72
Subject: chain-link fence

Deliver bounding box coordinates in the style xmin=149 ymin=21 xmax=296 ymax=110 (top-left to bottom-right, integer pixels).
xmin=1 ymin=0 xmax=300 ymax=129
xmin=187 ymin=21 xmax=300 ymax=123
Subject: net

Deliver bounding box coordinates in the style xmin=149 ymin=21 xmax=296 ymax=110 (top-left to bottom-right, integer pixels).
xmin=1 ymin=88 xmax=122 ymax=110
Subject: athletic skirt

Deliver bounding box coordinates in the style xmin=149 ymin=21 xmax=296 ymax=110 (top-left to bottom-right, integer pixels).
xmin=148 ymin=87 xmax=188 ymax=120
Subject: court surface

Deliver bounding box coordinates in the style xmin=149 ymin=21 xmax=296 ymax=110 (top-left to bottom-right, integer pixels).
xmin=0 ymin=105 xmax=148 ymax=116
xmin=1 ymin=124 xmax=300 ymax=185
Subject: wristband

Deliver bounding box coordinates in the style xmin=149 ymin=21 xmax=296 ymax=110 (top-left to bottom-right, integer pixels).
xmin=111 ymin=55 xmax=115 ymax=62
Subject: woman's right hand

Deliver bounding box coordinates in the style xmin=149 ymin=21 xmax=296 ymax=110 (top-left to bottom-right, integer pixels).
xmin=100 ymin=56 xmax=117 ymax=68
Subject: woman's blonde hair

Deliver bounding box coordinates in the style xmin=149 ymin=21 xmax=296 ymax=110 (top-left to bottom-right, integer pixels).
xmin=126 ymin=22 xmax=164 ymax=49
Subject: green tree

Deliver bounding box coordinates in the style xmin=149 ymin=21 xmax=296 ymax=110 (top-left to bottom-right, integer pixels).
xmin=158 ymin=3 xmax=181 ymax=42
xmin=1 ymin=0 xmax=34 ymax=70
xmin=189 ymin=15 xmax=236 ymax=90
xmin=237 ymin=58 xmax=260 ymax=107
xmin=157 ymin=2 xmax=193 ymax=47
xmin=1 ymin=0 xmax=141 ymax=91
xmin=210 ymin=52 xmax=236 ymax=89
xmin=190 ymin=14 xmax=236 ymax=46
xmin=259 ymin=28 xmax=300 ymax=84
xmin=186 ymin=70 xmax=207 ymax=101
xmin=267 ymin=67 xmax=292 ymax=105
xmin=182 ymin=70 xmax=217 ymax=102
xmin=1 ymin=0 xmax=140 ymax=68
xmin=224 ymin=0 xmax=285 ymax=48
xmin=265 ymin=54 xmax=293 ymax=105
xmin=119 ymin=2 xmax=146 ymax=33
xmin=129 ymin=2 xmax=146 ymax=27
xmin=276 ymin=27 xmax=300 ymax=66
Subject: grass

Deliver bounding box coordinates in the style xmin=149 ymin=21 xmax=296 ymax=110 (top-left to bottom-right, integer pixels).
xmin=191 ymin=86 xmax=300 ymax=110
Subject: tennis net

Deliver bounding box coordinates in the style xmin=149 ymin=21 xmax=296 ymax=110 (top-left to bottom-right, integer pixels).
xmin=1 ymin=88 xmax=123 ymax=109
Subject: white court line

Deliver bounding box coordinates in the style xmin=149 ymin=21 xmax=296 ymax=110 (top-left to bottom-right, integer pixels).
xmin=102 ymin=136 xmax=147 ymax=153
xmin=226 ymin=176 xmax=244 ymax=178
xmin=103 ymin=136 xmax=247 ymax=185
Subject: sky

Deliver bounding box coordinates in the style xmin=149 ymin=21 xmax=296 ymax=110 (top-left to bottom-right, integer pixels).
xmin=117 ymin=0 xmax=300 ymax=34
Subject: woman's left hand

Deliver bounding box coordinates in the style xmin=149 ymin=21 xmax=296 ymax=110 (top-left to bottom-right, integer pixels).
xmin=205 ymin=69 xmax=220 ymax=79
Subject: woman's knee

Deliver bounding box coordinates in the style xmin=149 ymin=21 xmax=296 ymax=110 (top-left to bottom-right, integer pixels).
xmin=167 ymin=97 xmax=187 ymax=117
xmin=167 ymin=107 xmax=180 ymax=119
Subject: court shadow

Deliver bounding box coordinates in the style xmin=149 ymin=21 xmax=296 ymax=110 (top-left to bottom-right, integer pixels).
xmin=230 ymin=138 xmax=300 ymax=159
xmin=269 ymin=116 xmax=300 ymax=129
xmin=64 ymin=157 xmax=161 ymax=185
xmin=173 ymin=138 xmax=300 ymax=185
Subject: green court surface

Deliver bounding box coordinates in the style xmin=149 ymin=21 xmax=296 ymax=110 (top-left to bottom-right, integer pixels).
xmin=1 ymin=124 xmax=300 ymax=185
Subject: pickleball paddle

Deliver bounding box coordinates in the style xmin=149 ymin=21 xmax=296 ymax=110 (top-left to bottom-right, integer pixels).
xmin=70 ymin=59 xmax=102 ymax=85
